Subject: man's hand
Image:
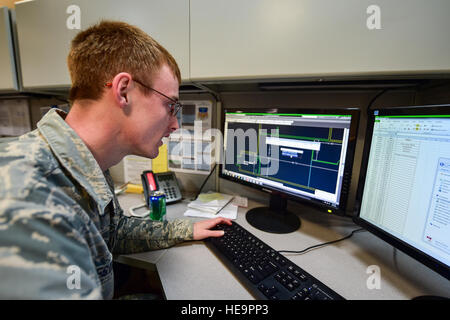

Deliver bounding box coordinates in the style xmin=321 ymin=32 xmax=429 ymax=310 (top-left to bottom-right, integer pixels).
xmin=193 ymin=217 xmax=232 ymax=240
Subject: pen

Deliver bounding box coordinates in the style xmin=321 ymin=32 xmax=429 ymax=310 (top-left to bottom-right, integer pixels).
xmin=214 ymin=196 xmax=234 ymax=215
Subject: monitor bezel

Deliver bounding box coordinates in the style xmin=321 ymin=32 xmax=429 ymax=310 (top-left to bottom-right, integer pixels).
xmin=219 ymin=107 xmax=360 ymax=215
xmin=353 ymin=104 xmax=450 ymax=280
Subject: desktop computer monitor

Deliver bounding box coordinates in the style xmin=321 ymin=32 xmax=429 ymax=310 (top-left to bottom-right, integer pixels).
xmin=354 ymin=105 xmax=450 ymax=281
xmin=220 ymin=107 xmax=360 ymax=233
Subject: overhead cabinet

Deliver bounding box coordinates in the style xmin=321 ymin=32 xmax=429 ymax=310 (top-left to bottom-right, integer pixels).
xmin=15 ymin=0 xmax=190 ymax=90
xmin=190 ymin=0 xmax=450 ymax=81
xmin=14 ymin=0 xmax=450 ymax=88
xmin=0 ymin=7 xmax=20 ymax=92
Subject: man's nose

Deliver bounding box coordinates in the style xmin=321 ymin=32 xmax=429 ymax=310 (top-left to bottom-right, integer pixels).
xmin=170 ymin=116 xmax=179 ymax=133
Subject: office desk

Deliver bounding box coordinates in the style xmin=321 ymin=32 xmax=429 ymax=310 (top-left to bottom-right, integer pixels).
xmin=116 ymin=193 xmax=450 ymax=300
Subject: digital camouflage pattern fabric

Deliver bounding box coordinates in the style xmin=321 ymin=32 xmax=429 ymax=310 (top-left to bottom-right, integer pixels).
xmin=0 ymin=108 xmax=194 ymax=299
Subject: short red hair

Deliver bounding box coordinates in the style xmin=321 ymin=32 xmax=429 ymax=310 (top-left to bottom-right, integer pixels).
xmin=67 ymin=20 xmax=181 ymax=102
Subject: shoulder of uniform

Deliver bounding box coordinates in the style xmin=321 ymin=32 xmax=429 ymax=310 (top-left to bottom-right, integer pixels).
xmin=0 ymin=131 xmax=59 ymax=198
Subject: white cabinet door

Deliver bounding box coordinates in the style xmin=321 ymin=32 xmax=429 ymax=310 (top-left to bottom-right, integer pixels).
xmin=190 ymin=0 xmax=450 ymax=81
xmin=15 ymin=0 xmax=190 ymax=89
xmin=0 ymin=7 xmax=19 ymax=92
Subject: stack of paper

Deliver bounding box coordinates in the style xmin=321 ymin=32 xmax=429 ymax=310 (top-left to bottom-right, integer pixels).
xmin=184 ymin=192 xmax=238 ymax=219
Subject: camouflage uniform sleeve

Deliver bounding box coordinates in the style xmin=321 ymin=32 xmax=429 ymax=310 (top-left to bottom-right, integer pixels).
xmin=111 ymin=216 xmax=194 ymax=255
xmin=0 ymin=200 xmax=103 ymax=299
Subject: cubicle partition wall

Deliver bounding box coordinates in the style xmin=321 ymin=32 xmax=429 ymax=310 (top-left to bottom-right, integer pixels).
xmin=0 ymin=6 xmax=20 ymax=92
xmin=14 ymin=0 xmax=190 ymax=90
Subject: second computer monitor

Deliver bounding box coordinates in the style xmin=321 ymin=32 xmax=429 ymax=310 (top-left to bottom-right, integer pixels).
xmin=220 ymin=108 xmax=360 ymax=233
xmin=354 ymin=105 xmax=450 ymax=281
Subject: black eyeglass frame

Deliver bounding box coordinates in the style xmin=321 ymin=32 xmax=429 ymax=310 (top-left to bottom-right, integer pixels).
xmin=105 ymin=79 xmax=182 ymax=117
xmin=132 ymin=78 xmax=182 ymax=117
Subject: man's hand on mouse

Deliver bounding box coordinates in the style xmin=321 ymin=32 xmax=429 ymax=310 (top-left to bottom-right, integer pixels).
xmin=193 ymin=217 xmax=232 ymax=240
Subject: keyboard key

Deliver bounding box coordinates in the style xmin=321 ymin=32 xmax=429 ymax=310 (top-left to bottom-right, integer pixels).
xmin=248 ymin=273 xmax=260 ymax=284
xmin=286 ymin=283 xmax=295 ymax=291
xmin=258 ymin=284 xmax=267 ymax=292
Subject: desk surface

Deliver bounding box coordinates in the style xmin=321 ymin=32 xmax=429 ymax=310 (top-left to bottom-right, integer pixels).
xmin=117 ymin=193 xmax=450 ymax=300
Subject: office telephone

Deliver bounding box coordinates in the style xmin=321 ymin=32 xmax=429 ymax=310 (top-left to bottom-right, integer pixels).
xmin=129 ymin=170 xmax=182 ymax=218
xmin=141 ymin=170 xmax=182 ymax=204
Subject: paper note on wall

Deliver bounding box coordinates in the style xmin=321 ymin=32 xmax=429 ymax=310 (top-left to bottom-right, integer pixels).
xmin=123 ymin=155 xmax=152 ymax=184
xmin=0 ymin=99 xmax=31 ymax=136
xmin=152 ymin=143 xmax=168 ymax=173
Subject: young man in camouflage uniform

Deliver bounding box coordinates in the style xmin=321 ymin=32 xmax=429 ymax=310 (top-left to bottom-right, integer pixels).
xmin=0 ymin=21 xmax=230 ymax=299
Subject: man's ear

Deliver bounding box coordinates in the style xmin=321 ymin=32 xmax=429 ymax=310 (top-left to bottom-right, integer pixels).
xmin=112 ymin=73 xmax=133 ymax=108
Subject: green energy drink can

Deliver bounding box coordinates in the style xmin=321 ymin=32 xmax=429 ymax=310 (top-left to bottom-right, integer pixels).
xmin=149 ymin=190 xmax=166 ymax=221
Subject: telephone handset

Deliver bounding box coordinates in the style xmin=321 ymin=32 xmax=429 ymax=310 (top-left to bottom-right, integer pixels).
xmin=141 ymin=170 xmax=182 ymax=204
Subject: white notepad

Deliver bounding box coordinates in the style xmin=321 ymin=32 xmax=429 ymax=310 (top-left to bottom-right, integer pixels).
xmin=184 ymin=192 xmax=238 ymax=219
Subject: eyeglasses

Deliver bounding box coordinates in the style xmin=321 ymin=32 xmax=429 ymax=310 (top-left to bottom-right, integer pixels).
xmin=133 ymin=78 xmax=182 ymax=117
xmin=105 ymin=79 xmax=182 ymax=117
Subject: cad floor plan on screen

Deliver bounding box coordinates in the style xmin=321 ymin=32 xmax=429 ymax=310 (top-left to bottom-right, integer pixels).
xmin=223 ymin=113 xmax=351 ymax=204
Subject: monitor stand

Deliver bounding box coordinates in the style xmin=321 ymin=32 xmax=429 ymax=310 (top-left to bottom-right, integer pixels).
xmin=245 ymin=193 xmax=301 ymax=234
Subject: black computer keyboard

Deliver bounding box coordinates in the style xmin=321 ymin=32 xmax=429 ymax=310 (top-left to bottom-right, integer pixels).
xmin=205 ymin=222 xmax=344 ymax=300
